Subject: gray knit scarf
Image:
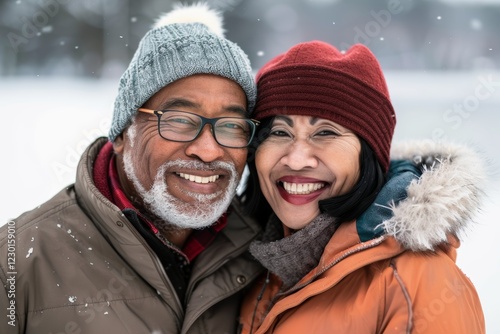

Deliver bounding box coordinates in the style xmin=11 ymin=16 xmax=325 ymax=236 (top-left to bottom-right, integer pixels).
xmin=249 ymin=213 xmax=339 ymax=290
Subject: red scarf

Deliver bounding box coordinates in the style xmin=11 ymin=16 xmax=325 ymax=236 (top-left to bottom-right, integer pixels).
xmin=92 ymin=141 xmax=227 ymax=262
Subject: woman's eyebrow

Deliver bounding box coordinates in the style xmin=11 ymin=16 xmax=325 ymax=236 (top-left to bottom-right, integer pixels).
xmin=274 ymin=116 xmax=324 ymax=126
xmin=274 ymin=115 xmax=293 ymax=126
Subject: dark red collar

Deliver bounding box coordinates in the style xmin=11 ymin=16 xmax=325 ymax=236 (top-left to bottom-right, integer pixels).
xmin=93 ymin=141 xmax=227 ymax=262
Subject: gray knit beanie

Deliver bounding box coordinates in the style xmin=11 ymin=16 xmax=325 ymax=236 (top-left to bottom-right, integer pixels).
xmin=108 ymin=3 xmax=256 ymax=141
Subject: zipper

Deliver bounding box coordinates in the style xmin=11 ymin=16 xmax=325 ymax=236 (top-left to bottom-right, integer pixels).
xmin=118 ymin=212 xmax=184 ymax=318
xmin=249 ymin=271 xmax=271 ymax=334
xmin=181 ymin=228 xmax=260 ymax=334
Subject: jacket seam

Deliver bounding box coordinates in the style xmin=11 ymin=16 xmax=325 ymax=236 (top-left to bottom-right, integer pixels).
xmin=25 ymin=294 xmax=160 ymax=315
xmin=378 ymin=261 xmax=388 ymax=333
xmin=390 ymin=259 xmax=413 ymax=334
xmin=1 ymin=198 xmax=77 ymax=241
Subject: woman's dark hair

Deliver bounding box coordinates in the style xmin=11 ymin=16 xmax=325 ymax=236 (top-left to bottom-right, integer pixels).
xmin=240 ymin=117 xmax=275 ymax=225
xmin=240 ymin=117 xmax=386 ymax=226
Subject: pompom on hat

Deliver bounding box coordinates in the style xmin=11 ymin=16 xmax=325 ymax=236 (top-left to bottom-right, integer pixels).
xmin=109 ymin=2 xmax=256 ymax=141
xmin=254 ymin=41 xmax=396 ymax=172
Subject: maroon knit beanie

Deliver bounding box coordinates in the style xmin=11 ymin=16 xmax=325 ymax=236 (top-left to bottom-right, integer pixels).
xmin=254 ymin=41 xmax=396 ymax=172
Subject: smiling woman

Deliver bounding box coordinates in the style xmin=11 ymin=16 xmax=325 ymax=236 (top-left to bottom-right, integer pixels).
xmin=255 ymin=115 xmax=362 ymax=230
xmin=239 ymin=40 xmax=486 ymax=334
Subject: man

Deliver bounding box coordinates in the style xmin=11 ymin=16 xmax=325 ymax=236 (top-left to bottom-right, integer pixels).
xmin=0 ymin=3 xmax=263 ymax=333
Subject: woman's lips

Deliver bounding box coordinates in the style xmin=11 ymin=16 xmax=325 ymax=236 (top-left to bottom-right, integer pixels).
xmin=276 ymin=176 xmax=328 ymax=205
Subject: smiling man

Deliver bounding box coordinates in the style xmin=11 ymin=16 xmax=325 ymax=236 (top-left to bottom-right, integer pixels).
xmin=0 ymin=3 xmax=263 ymax=334
xmin=114 ymin=74 xmax=251 ymax=247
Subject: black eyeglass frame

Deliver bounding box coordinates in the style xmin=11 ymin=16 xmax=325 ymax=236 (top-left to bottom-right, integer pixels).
xmin=137 ymin=108 xmax=260 ymax=148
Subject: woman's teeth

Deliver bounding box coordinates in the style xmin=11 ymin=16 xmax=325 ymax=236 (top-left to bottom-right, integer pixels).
xmin=282 ymin=181 xmax=325 ymax=195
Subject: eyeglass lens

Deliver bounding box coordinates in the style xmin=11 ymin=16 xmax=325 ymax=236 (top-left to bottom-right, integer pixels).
xmin=158 ymin=111 xmax=254 ymax=148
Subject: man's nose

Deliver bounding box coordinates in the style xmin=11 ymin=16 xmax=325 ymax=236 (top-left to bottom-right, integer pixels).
xmin=184 ymin=124 xmax=225 ymax=162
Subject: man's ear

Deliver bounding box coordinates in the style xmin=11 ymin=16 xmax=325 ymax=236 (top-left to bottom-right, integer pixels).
xmin=113 ymin=133 xmax=125 ymax=155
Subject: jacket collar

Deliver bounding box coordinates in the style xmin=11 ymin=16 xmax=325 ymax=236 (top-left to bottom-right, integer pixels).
xmin=74 ymin=138 xmax=262 ymax=304
xmin=365 ymin=140 xmax=486 ymax=251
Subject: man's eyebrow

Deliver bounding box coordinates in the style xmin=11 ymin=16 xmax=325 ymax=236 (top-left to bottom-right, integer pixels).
xmin=158 ymin=98 xmax=198 ymax=110
xmin=225 ymin=105 xmax=247 ymax=117
xmin=158 ymin=98 xmax=247 ymax=116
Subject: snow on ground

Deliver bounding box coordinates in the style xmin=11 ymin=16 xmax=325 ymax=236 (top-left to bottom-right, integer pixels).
xmin=1 ymin=72 xmax=499 ymax=332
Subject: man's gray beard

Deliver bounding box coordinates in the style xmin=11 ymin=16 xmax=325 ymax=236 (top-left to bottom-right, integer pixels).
xmin=123 ymin=151 xmax=239 ymax=230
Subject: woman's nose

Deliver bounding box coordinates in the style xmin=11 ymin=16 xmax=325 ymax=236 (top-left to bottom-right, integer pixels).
xmin=280 ymin=140 xmax=319 ymax=170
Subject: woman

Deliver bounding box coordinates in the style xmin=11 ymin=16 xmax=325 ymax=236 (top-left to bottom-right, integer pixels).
xmin=239 ymin=41 xmax=485 ymax=333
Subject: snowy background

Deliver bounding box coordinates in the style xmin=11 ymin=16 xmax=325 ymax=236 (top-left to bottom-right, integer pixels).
xmin=1 ymin=0 xmax=500 ymax=332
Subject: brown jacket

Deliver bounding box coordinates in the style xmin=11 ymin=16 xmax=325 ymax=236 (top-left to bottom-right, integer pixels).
xmin=1 ymin=137 xmax=263 ymax=334
xmin=239 ymin=141 xmax=486 ymax=334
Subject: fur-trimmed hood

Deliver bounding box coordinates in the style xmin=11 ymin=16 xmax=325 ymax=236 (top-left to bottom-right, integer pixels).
xmin=381 ymin=140 xmax=487 ymax=251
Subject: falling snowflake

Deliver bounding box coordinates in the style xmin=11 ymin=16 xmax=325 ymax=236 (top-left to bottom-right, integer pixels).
xmin=470 ymin=19 xmax=483 ymax=31
xmin=41 ymin=26 xmax=53 ymax=33
xmin=26 ymin=247 xmax=33 ymax=258
xmin=68 ymin=296 xmax=77 ymax=303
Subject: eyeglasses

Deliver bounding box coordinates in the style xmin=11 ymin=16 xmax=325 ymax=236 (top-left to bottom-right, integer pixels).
xmin=138 ymin=108 xmax=260 ymax=148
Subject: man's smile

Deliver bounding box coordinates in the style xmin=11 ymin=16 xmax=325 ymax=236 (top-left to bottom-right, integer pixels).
xmin=177 ymin=172 xmax=221 ymax=184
